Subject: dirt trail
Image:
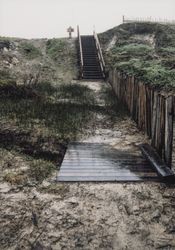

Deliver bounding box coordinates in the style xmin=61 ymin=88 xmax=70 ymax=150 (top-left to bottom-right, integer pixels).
xmin=79 ymin=80 xmax=148 ymax=153
xmin=0 ymin=81 xmax=175 ymax=250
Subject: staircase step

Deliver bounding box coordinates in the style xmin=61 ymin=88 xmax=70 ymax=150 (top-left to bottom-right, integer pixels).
xmin=83 ymin=54 xmax=98 ymax=56
xmin=83 ymin=67 xmax=101 ymax=70
xmin=84 ymin=63 xmax=99 ymax=65
xmin=83 ymin=57 xmax=98 ymax=60
xmin=83 ymin=76 xmax=103 ymax=79
xmin=83 ymin=61 xmax=99 ymax=63
xmin=83 ymin=74 xmax=103 ymax=77
xmin=83 ymin=72 xmax=103 ymax=76
xmin=84 ymin=70 xmax=102 ymax=73
xmin=83 ymin=58 xmax=98 ymax=60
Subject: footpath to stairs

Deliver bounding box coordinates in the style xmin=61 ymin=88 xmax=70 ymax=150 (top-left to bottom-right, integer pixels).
xmin=81 ymin=36 xmax=104 ymax=80
xmin=57 ymin=80 xmax=159 ymax=182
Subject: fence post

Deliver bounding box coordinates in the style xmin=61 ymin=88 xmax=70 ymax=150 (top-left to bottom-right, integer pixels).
xmin=164 ymin=96 xmax=174 ymax=168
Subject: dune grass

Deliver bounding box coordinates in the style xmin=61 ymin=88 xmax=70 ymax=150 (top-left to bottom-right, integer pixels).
xmin=0 ymin=82 xmax=99 ymax=184
xmin=100 ymin=22 xmax=175 ymax=88
xmin=0 ymin=82 xmax=98 ymax=141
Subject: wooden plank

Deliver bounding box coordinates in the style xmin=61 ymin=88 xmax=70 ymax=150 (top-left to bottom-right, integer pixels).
xmin=57 ymin=176 xmax=159 ymax=182
xmin=61 ymin=165 xmax=151 ymax=170
xmin=140 ymin=143 xmax=174 ymax=179
xmin=59 ymin=172 xmax=157 ymax=177
xmin=60 ymin=168 xmax=154 ymax=172
xmin=164 ymin=96 xmax=174 ymax=167
xmin=62 ymin=161 xmax=149 ymax=165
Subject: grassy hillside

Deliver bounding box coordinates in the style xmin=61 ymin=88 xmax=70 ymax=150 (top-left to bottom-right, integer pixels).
xmin=0 ymin=37 xmax=79 ymax=184
xmin=0 ymin=37 xmax=78 ymax=86
xmin=99 ymin=22 xmax=175 ymax=89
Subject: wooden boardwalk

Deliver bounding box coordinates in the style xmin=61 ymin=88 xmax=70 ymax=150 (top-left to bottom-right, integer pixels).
xmin=57 ymin=142 xmax=159 ymax=182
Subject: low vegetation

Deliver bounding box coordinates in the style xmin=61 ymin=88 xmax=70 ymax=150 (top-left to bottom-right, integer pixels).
xmin=0 ymin=70 xmax=15 ymax=85
xmin=29 ymin=159 xmax=56 ymax=182
xmin=100 ymin=22 xmax=175 ymax=88
xmin=19 ymin=42 xmax=42 ymax=59
xmin=100 ymin=86 xmax=128 ymax=119
xmin=0 ymin=82 xmax=97 ymax=138
xmin=46 ymin=38 xmax=76 ymax=66
xmin=46 ymin=39 xmax=67 ymax=61
xmin=0 ymin=81 xmax=97 ymax=184
xmin=0 ymin=36 xmax=78 ymax=85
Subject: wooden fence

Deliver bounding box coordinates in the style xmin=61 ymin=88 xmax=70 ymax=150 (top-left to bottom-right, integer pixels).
xmin=109 ymin=69 xmax=174 ymax=168
xmin=122 ymin=15 xmax=175 ymax=25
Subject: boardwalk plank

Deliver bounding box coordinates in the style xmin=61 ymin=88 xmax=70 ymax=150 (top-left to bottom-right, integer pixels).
xmin=57 ymin=142 xmax=159 ymax=182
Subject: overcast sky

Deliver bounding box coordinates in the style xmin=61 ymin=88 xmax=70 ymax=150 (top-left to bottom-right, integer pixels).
xmin=0 ymin=0 xmax=175 ymax=38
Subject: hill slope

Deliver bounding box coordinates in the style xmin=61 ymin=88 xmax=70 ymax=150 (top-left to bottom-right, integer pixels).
xmin=0 ymin=37 xmax=78 ymax=86
xmin=99 ymin=22 xmax=175 ymax=89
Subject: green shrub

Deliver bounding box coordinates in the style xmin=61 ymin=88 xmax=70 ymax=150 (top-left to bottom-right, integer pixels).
xmin=142 ymin=66 xmax=175 ymax=86
xmin=158 ymin=47 xmax=175 ymax=57
xmin=112 ymin=44 xmax=153 ymax=57
xmin=155 ymin=25 xmax=175 ymax=47
xmin=161 ymin=58 xmax=175 ymax=68
xmin=115 ymin=59 xmax=175 ymax=87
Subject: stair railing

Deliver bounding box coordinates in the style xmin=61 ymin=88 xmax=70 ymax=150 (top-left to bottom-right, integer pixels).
xmin=77 ymin=26 xmax=84 ymax=79
xmin=93 ymin=31 xmax=106 ymax=78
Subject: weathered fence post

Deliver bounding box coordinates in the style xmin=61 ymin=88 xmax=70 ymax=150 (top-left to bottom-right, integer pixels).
xmin=164 ymin=96 xmax=174 ymax=168
xmin=151 ymin=92 xmax=158 ymax=148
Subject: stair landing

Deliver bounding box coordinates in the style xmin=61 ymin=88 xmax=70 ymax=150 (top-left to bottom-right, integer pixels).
xmin=57 ymin=142 xmax=159 ymax=182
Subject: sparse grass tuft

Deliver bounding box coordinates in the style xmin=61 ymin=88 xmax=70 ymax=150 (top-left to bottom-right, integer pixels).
xmin=19 ymin=42 xmax=41 ymax=59
xmin=38 ymin=184 xmax=70 ymax=195
xmin=32 ymin=81 xmax=56 ymax=96
xmin=46 ymin=39 xmax=66 ymax=61
xmin=100 ymin=86 xmax=129 ymax=119
xmin=29 ymin=159 xmax=56 ymax=182
xmin=56 ymin=83 xmax=96 ymax=105
xmin=4 ymin=172 xmax=28 ymax=185
xmin=0 ymin=70 xmax=15 ymax=85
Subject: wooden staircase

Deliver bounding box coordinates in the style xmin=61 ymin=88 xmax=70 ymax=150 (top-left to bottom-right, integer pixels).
xmin=77 ymin=27 xmax=105 ymax=80
xmin=81 ymin=36 xmax=103 ymax=79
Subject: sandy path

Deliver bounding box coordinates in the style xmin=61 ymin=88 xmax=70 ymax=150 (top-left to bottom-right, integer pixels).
xmin=79 ymin=80 xmax=149 ymax=153
xmin=0 ymin=81 xmax=175 ymax=250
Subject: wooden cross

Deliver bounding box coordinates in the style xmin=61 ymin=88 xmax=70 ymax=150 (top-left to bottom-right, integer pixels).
xmin=67 ymin=26 xmax=74 ymax=39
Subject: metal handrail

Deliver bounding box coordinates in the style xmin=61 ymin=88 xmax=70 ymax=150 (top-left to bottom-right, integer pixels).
xmin=77 ymin=26 xmax=83 ymax=78
xmin=93 ymin=31 xmax=106 ymax=78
